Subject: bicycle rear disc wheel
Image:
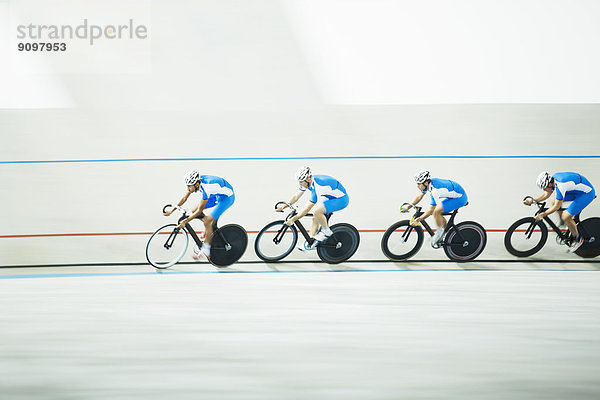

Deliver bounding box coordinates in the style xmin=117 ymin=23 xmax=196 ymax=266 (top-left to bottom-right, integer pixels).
xmin=146 ymin=224 xmax=189 ymax=269
xmin=209 ymin=224 xmax=248 ymax=267
xmin=317 ymin=223 xmax=360 ymax=264
xmin=575 ymin=217 xmax=600 ymax=258
xmin=381 ymin=220 xmax=424 ymax=261
xmin=444 ymin=221 xmax=487 ymax=262
xmin=254 ymin=220 xmax=298 ymax=262
xmin=504 ymin=217 xmax=548 ymax=257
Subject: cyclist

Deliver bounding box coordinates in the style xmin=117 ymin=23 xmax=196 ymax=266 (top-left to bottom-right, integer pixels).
xmin=276 ymin=166 xmax=349 ymax=249
xmin=163 ymin=170 xmax=235 ymax=259
xmin=525 ymin=171 xmax=595 ymax=253
xmin=406 ymin=170 xmax=468 ymax=247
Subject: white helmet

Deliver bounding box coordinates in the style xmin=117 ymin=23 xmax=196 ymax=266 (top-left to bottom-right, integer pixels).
xmin=414 ymin=170 xmax=431 ymax=184
xmin=295 ymin=166 xmax=312 ymax=182
xmin=184 ymin=170 xmax=200 ymax=186
xmin=536 ymin=171 xmax=552 ymax=189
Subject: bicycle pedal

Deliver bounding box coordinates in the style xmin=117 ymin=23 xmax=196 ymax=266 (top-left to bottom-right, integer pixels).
xmin=298 ymin=246 xmax=316 ymax=253
xmin=555 ymin=235 xmax=567 ymax=245
xmin=300 ymin=240 xmax=318 ymax=251
xmin=192 ymin=252 xmax=209 ymax=261
xmin=297 ymin=242 xmax=309 ymax=252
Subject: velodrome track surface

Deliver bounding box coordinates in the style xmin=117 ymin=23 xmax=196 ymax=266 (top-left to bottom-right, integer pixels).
xmin=1 ymin=260 xmax=600 ymax=399
xmin=2 ymin=235 xmax=599 ymax=399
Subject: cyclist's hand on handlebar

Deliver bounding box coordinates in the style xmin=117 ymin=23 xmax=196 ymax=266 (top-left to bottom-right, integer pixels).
xmin=534 ymin=213 xmax=545 ymax=221
xmin=163 ymin=204 xmax=177 ymax=216
xmin=284 ymin=217 xmax=295 ymax=226
xmin=410 ymin=217 xmax=421 ymax=226
xmin=523 ymin=198 xmax=534 ymax=206
xmin=400 ymin=204 xmax=410 ymax=213
xmin=177 ymin=218 xmax=189 ymax=229
xmin=275 ymin=205 xmax=285 ymax=213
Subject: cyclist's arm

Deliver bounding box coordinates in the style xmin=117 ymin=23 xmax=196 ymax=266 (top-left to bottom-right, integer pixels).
xmin=164 ymin=190 xmax=191 ymax=216
xmin=178 ymin=199 xmax=208 ymax=226
xmin=537 ymin=199 xmax=563 ymax=219
xmin=414 ymin=204 xmax=436 ymax=223
xmin=407 ymin=192 xmax=426 ymax=209
xmin=533 ymin=189 xmax=553 ymax=203
xmin=287 ymin=201 xmax=315 ymax=224
xmin=276 ymin=190 xmax=305 ymax=211
xmin=189 ymin=199 xmax=208 ymax=220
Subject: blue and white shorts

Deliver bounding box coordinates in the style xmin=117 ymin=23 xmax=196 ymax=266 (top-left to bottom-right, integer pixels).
xmin=563 ymin=189 xmax=595 ymax=216
xmin=440 ymin=195 xmax=468 ymax=213
xmin=322 ymin=195 xmax=349 ymax=214
xmin=205 ymin=195 xmax=235 ymax=220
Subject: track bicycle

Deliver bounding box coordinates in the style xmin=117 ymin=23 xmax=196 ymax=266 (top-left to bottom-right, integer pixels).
xmin=254 ymin=201 xmax=360 ymax=264
xmin=146 ymin=205 xmax=248 ymax=269
xmin=381 ymin=202 xmax=487 ymax=262
xmin=504 ymin=196 xmax=600 ymax=258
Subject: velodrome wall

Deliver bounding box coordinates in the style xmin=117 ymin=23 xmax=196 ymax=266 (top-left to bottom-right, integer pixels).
xmin=1 ymin=105 xmax=599 ymax=266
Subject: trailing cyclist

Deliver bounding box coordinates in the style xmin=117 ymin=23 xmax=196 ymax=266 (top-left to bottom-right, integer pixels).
xmin=525 ymin=171 xmax=595 ymax=253
xmin=276 ymin=166 xmax=349 ymax=249
xmin=163 ymin=170 xmax=235 ymax=260
xmin=406 ymin=170 xmax=468 ymax=247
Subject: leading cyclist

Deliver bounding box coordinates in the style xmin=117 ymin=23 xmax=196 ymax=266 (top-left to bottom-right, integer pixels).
xmin=525 ymin=171 xmax=595 ymax=253
xmin=406 ymin=170 xmax=468 ymax=247
xmin=276 ymin=166 xmax=349 ymax=249
xmin=163 ymin=170 xmax=235 ymax=259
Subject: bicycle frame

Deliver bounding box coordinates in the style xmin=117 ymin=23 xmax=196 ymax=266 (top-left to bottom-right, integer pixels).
xmin=274 ymin=201 xmax=337 ymax=249
xmin=165 ymin=205 xmax=231 ymax=251
xmin=402 ymin=204 xmax=467 ymax=248
xmin=525 ymin=198 xmax=584 ymax=243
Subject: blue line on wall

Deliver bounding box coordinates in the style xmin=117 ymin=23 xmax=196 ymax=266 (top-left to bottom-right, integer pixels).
xmin=2 ymin=155 xmax=599 ymax=164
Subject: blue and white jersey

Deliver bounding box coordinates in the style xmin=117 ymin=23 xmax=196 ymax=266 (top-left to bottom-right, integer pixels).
xmin=553 ymin=172 xmax=594 ymax=201
xmin=300 ymin=174 xmax=347 ymax=203
xmin=424 ymin=178 xmax=466 ymax=206
xmin=199 ymin=175 xmax=234 ymax=201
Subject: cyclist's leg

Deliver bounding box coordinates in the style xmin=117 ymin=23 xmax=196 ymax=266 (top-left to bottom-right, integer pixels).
xmin=432 ymin=205 xmax=447 ymax=229
xmin=436 ymin=195 xmax=468 ymax=240
xmin=311 ymin=203 xmax=327 ymax=237
xmin=565 ymin=190 xmax=596 ymax=237
xmin=203 ymin=195 xmax=235 ymax=245
xmin=552 ymin=197 xmax=561 ymax=219
xmin=313 ymin=196 xmax=349 ymax=240
xmin=321 ymin=196 xmax=349 ymax=229
xmin=441 ymin=195 xmax=468 ymax=215
xmin=558 ymin=193 xmax=577 ymax=230
xmin=430 ymin=204 xmax=447 ymax=244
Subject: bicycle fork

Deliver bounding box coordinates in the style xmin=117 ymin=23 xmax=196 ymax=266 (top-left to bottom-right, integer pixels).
xmin=524 ymin=221 xmax=539 ymax=240
xmin=401 ymin=225 xmax=418 ymax=243
xmin=164 ymin=227 xmax=181 ymax=250
xmin=273 ymin=224 xmax=293 ymax=245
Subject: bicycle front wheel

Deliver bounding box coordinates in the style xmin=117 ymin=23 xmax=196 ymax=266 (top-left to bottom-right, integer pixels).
xmin=210 ymin=224 xmax=248 ymax=267
xmin=575 ymin=217 xmax=600 ymax=258
xmin=146 ymin=224 xmax=189 ymax=269
xmin=444 ymin=221 xmax=487 ymax=262
xmin=504 ymin=217 xmax=548 ymax=257
xmin=317 ymin=223 xmax=360 ymax=264
xmin=381 ymin=220 xmax=424 ymax=261
xmin=254 ymin=220 xmax=298 ymax=262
